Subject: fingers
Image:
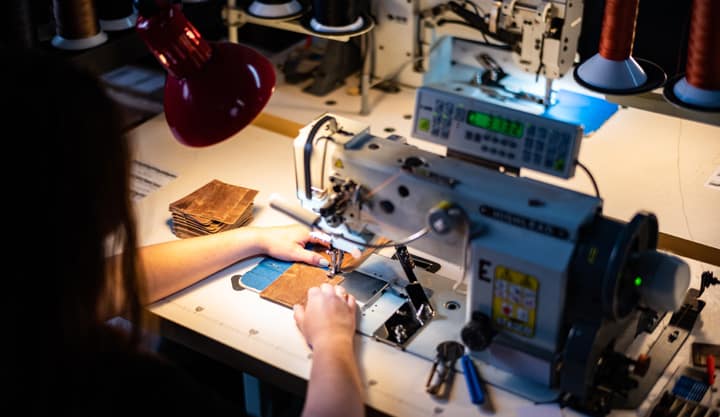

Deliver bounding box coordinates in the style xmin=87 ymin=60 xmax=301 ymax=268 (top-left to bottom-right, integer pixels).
xmin=308 ymin=286 xmax=321 ymax=299
xmin=320 ymin=282 xmax=335 ymax=295
xmin=295 ymin=247 xmax=329 ymax=268
xmin=334 ymin=284 xmax=347 ymax=299
xmin=310 ymin=283 xmax=353 ymax=306
xmin=346 ymin=294 xmax=357 ymax=310
xmin=293 ymin=303 xmax=305 ymax=329
xmin=308 ymin=230 xmax=331 ymax=248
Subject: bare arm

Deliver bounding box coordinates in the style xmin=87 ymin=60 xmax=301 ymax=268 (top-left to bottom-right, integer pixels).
xmin=293 ymin=284 xmax=365 ymax=417
xmin=139 ymin=224 xmax=328 ymax=303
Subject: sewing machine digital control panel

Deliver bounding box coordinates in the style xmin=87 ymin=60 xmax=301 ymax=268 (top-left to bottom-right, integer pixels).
xmin=412 ymin=86 xmax=583 ymax=179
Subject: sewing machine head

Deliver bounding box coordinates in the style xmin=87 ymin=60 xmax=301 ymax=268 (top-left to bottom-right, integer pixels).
xmin=374 ymin=0 xmax=584 ymax=107
xmin=282 ymin=106 xmax=691 ymax=415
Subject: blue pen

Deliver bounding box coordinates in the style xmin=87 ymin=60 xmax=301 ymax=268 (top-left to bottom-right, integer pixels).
xmin=461 ymin=354 xmax=485 ymax=405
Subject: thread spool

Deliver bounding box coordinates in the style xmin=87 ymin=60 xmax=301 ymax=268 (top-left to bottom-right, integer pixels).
xmin=663 ymin=0 xmax=720 ymax=112
xmin=309 ymin=0 xmax=364 ymax=33
xmin=246 ymin=0 xmax=306 ymax=20
xmin=96 ymin=0 xmax=137 ymax=31
xmin=3 ymin=0 xmax=37 ymax=48
xmin=574 ymin=0 xmax=665 ymax=94
xmin=51 ymin=0 xmax=108 ymax=50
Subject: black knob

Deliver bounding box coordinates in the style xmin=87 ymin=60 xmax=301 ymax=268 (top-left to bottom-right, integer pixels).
xmin=461 ymin=311 xmax=495 ymax=351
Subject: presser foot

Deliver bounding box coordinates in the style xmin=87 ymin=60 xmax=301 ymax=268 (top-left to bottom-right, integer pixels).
xmin=326 ymin=247 xmax=345 ymax=277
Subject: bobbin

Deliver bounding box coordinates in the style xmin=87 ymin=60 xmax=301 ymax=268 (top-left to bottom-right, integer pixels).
xmin=97 ymin=0 xmax=137 ymax=32
xmin=245 ymin=0 xmax=307 ymax=21
xmin=300 ymin=0 xmax=374 ymax=36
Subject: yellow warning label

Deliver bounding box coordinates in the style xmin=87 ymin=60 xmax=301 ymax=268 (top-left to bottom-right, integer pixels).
xmin=334 ymin=159 xmax=344 ymax=169
xmin=491 ymin=265 xmax=538 ymax=337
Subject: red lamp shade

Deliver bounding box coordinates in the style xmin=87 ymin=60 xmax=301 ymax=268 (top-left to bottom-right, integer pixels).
xmin=135 ymin=2 xmax=276 ymax=147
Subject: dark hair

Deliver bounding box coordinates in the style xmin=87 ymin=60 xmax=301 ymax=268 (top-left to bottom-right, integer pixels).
xmin=4 ymin=47 xmax=146 ymax=362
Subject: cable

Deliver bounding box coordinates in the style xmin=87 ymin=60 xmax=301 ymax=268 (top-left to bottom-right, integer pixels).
xmin=435 ymin=19 xmax=511 ymax=48
xmin=576 ymin=161 xmax=601 ymax=199
xmin=303 ymin=115 xmax=337 ymax=199
xmin=462 ymin=0 xmax=489 ymax=44
xmin=464 ymin=0 xmax=482 ymax=16
xmin=416 ymin=0 xmax=512 ymax=71
xmin=446 ymin=1 xmax=520 ymax=45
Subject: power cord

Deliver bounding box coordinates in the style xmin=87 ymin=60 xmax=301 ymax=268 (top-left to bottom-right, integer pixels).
xmin=303 ymin=115 xmax=338 ymax=199
xmin=576 ymin=161 xmax=601 ymax=199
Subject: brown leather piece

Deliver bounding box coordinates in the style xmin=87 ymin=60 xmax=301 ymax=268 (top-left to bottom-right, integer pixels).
xmin=168 ymin=179 xmax=258 ymax=238
xmin=258 ymin=238 xmax=389 ymax=308
xmin=259 ymin=263 xmax=344 ymax=308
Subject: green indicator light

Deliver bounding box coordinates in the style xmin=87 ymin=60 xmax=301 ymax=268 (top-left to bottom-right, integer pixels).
xmin=634 ymin=276 xmax=643 ymax=287
xmin=418 ymin=118 xmax=430 ymax=132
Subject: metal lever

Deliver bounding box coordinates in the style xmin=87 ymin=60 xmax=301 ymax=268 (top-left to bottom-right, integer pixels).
xmin=394 ymin=245 xmax=434 ymax=322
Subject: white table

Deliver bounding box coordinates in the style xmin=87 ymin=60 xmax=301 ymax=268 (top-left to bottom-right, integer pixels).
xmin=128 ymin=101 xmax=719 ymax=416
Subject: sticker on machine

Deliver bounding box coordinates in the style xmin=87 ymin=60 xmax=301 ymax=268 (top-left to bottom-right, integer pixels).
xmin=491 ymin=265 xmax=538 ymax=337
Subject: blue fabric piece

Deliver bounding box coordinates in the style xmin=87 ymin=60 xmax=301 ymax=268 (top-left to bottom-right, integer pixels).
xmin=542 ymin=89 xmax=619 ymax=135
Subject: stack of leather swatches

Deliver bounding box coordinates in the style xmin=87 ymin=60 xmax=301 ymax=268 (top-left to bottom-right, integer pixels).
xmin=169 ymin=179 xmax=258 ymax=239
xmin=259 ymin=241 xmax=385 ymax=308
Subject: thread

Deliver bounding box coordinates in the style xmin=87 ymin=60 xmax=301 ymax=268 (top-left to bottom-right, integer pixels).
xmin=684 ymin=0 xmax=720 ymax=90
xmin=598 ymin=0 xmax=640 ymax=61
xmin=312 ymin=0 xmax=359 ymax=27
xmin=52 ymin=0 xmax=101 ymax=40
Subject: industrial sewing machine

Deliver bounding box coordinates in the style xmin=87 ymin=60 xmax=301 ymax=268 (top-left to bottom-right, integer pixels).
xmin=372 ymin=0 xmax=583 ymax=107
xmin=269 ymin=88 xmax=695 ymax=414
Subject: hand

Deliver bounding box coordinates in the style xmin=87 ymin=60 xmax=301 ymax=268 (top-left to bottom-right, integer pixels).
xmin=258 ymin=224 xmax=329 ymax=267
xmin=293 ymin=283 xmax=357 ymax=349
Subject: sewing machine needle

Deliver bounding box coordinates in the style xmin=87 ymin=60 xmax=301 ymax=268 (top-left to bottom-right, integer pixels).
xmin=544 ymin=78 xmax=553 ymax=108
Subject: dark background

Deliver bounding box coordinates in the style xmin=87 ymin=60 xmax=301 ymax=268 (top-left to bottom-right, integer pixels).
xmin=0 ymin=0 xmax=696 ymax=83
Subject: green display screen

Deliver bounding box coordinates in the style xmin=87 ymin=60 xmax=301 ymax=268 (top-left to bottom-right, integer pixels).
xmin=466 ymin=111 xmax=524 ymax=138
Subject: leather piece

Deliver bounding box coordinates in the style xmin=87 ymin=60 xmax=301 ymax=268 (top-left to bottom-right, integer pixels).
xmin=168 ymin=179 xmax=258 ymax=238
xmin=258 ymin=239 xmax=389 ymax=308
xmin=259 ymin=263 xmax=344 ymax=308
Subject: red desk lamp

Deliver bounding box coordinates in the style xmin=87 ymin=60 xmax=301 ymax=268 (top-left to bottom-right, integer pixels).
xmin=134 ymin=0 xmax=276 ymax=147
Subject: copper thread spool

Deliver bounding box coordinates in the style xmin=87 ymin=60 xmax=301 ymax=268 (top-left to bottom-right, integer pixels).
xmin=598 ymin=0 xmax=640 ymax=61
xmin=53 ymin=0 xmax=100 ymax=40
xmin=685 ymin=0 xmax=720 ymax=91
xmin=574 ymin=0 xmax=665 ymax=94
xmin=51 ymin=0 xmax=107 ymax=50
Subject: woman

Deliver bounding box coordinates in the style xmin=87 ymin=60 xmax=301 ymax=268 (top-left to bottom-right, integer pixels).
xmin=6 ymin=46 xmax=363 ymax=417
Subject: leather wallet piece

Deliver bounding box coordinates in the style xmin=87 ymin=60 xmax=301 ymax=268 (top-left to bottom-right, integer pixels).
xmin=169 ymin=179 xmax=258 ymax=238
xmin=258 ymin=241 xmax=388 ymax=308
xmin=259 ymin=263 xmax=344 ymax=308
